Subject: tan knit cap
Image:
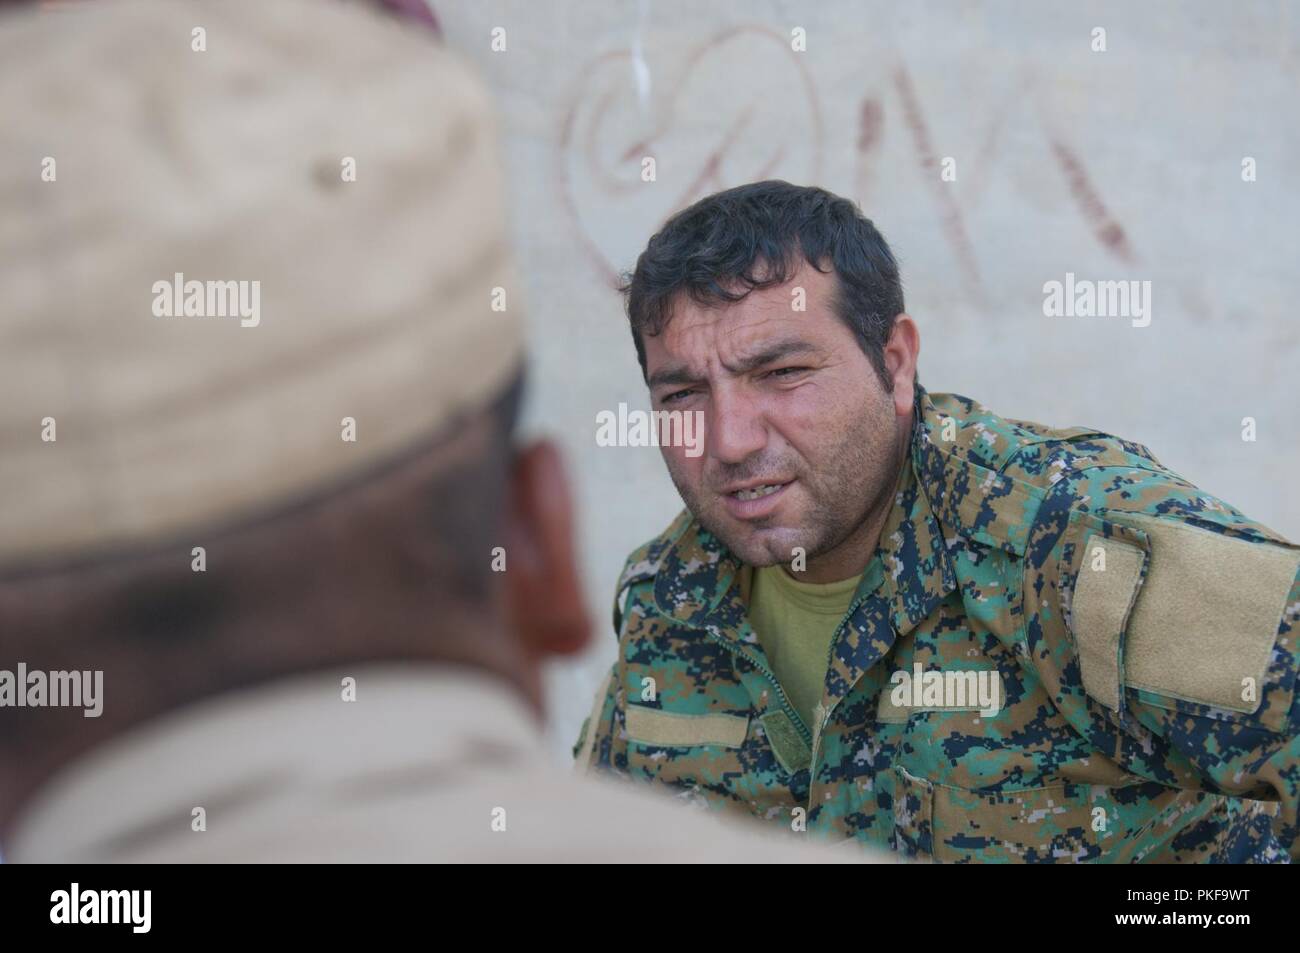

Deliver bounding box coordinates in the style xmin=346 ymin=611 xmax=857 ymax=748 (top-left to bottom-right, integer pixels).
xmin=0 ymin=0 xmax=524 ymax=569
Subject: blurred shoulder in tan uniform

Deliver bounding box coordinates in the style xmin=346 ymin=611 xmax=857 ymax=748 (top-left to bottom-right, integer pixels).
xmin=11 ymin=666 xmax=871 ymax=862
xmin=0 ymin=0 xmax=882 ymax=862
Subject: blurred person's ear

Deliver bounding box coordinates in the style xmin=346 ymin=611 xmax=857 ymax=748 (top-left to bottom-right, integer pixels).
xmin=504 ymin=440 xmax=590 ymax=656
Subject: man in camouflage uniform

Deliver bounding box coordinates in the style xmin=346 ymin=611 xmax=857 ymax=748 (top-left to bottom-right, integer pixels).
xmin=574 ymin=180 xmax=1300 ymax=863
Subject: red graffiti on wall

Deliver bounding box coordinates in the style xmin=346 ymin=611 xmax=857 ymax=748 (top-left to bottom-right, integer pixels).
xmin=557 ymin=32 xmax=1138 ymax=299
xmin=558 ymin=26 xmax=824 ymax=286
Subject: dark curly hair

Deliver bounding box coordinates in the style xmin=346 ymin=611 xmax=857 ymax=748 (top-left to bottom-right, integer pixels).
xmin=621 ymin=180 xmax=911 ymax=392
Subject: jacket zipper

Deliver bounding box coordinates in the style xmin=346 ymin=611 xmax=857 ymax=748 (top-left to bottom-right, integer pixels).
xmin=701 ymin=629 xmax=814 ymax=746
xmin=687 ymin=572 xmax=877 ymax=753
xmin=699 ymin=580 xmax=873 ymax=751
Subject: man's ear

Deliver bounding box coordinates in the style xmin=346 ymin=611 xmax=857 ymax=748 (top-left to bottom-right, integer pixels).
xmin=503 ymin=440 xmax=590 ymax=657
xmin=884 ymin=313 xmax=920 ymax=417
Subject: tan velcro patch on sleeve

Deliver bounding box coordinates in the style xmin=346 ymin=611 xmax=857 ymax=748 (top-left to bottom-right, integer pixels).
xmin=1078 ymin=513 xmax=1300 ymax=714
xmin=625 ymin=706 xmax=749 ymax=748
xmin=1072 ymin=534 xmax=1146 ymax=711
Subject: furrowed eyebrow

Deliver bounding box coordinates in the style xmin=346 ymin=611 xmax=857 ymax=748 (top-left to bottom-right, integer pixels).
xmin=721 ymin=338 xmax=820 ymax=376
xmin=648 ymin=339 xmax=821 ymax=391
xmin=647 ymin=365 xmax=701 ymax=390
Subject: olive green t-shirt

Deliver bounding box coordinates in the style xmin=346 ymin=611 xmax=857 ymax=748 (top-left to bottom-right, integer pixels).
xmin=746 ymin=565 xmax=862 ymax=732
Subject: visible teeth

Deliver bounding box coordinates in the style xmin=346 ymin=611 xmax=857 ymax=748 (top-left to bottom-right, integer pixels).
xmin=735 ymin=484 xmax=783 ymax=501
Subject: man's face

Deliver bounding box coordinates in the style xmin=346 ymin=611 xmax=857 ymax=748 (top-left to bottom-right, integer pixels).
xmin=643 ymin=262 xmax=910 ymax=575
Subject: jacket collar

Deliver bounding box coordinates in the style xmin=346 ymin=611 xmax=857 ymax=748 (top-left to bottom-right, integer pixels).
xmin=911 ymin=389 xmax=1047 ymax=556
xmin=882 ymin=410 xmax=960 ymax=639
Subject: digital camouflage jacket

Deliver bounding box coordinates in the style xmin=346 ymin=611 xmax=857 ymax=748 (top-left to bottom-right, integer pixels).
xmin=574 ymin=387 xmax=1300 ymax=862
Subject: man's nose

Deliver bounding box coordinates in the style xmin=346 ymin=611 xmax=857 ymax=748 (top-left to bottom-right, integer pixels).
xmin=707 ymin=387 xmax=767 ymax=466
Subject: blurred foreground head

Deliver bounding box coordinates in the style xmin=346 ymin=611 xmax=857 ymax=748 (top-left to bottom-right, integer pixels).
xmin=0 ymin=0 xmax=591 ymax=847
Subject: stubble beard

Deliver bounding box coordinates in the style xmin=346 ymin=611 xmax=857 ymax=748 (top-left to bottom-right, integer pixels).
xmin=667 ymin=411 xmax=904 ymax=570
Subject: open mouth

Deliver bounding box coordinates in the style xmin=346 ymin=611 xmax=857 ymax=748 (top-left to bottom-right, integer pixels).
xmin=731 ymin=483 xmax=786 ymax=502
xmin=722 ymin=480 xmax=793 ymax=519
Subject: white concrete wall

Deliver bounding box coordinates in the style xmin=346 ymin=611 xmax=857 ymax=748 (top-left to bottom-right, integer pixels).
xmin=431 ymin=0 xmax=1300 ymax=759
